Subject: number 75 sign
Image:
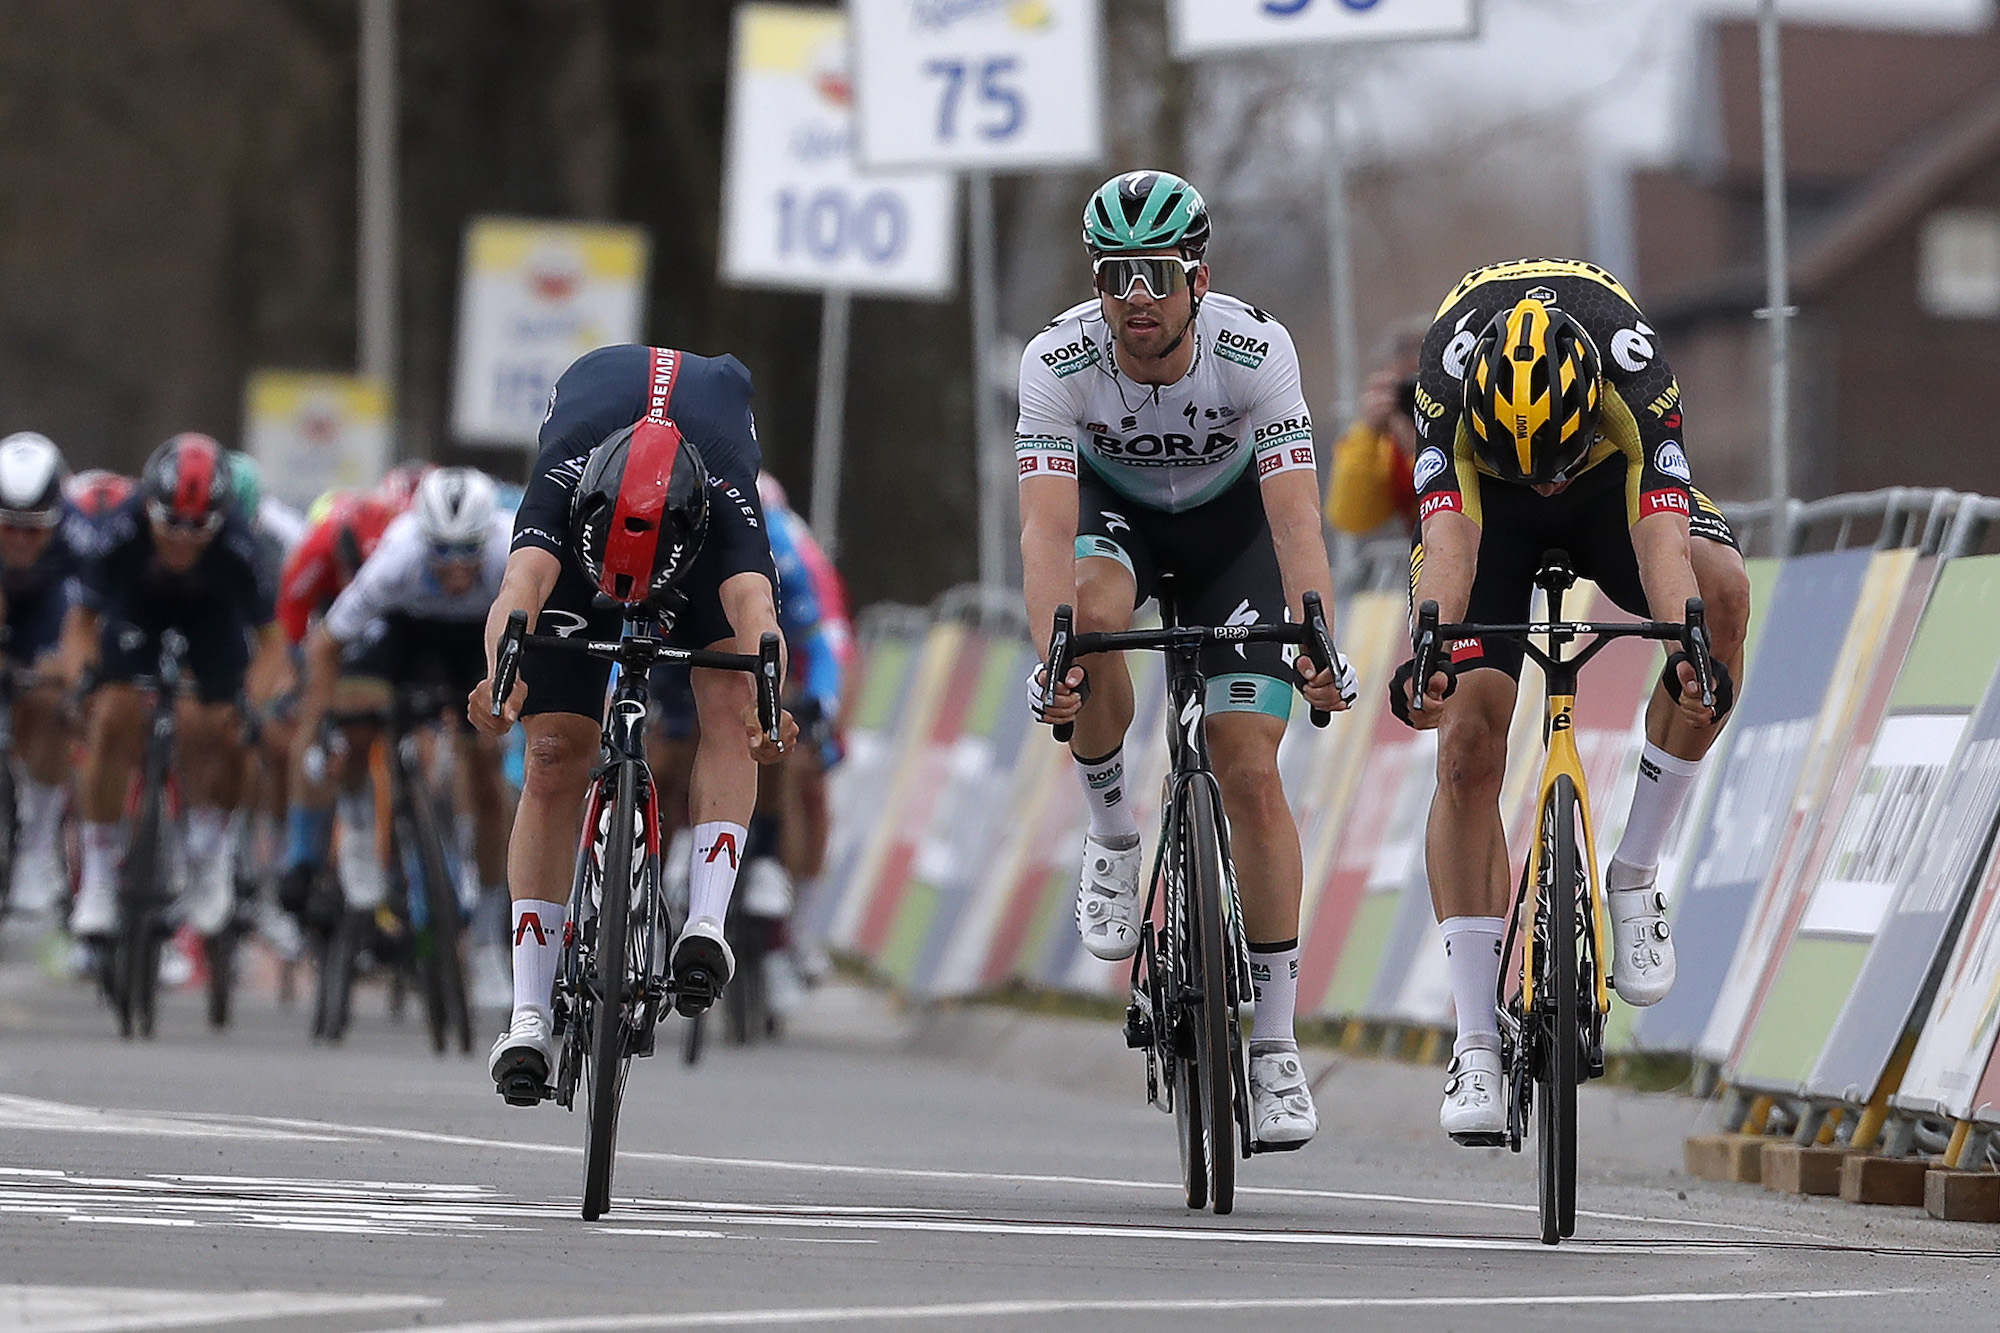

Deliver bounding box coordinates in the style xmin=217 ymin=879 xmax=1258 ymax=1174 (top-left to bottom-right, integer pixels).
xmin=850 ymin=0 xmax=1105 ymax=171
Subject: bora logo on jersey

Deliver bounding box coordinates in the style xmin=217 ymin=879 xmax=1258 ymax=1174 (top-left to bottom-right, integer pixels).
xmin=1089 ymin=428 xmax=1239 ymax=467
xmin=1040 ymin=338 xmax=1102 ymax=378
xmin=1214 ymin=329 xmax=1270 ymax=369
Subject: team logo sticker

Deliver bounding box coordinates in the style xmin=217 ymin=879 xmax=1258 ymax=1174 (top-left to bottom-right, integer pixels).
xmin=1413 ymin=446 xmax=1449 ymax=491
xmin=1655 ymin=440 xmax=1691 ymax=482
xmin=1612 ymin=322 xmax=1656 ymax=374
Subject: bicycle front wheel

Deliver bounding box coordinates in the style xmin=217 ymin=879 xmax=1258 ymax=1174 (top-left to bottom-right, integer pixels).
xmin=583 ymin=761 xmax=640 ymax=1221
xmin=1535 ymin=775 xmax=1581 ymax=1246
xmin=117 ymin=776 xmax=171 ymax=1041
xmin=406 ymin=775 xmax=472 ymax=1056
xmin=1186 ymin=779 xmax=1237 ymax=1216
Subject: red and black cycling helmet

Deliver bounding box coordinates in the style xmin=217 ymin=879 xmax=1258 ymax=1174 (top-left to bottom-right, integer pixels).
xmin=66 ymin=468 xmax=134 ymax=518
xmin=571 ymin=418 xmax=709 ymax=606
xmin=141 ymin=432 xmax=231 ymax=533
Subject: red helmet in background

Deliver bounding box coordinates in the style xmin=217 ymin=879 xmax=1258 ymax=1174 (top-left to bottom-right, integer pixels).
xmin=571 ymin=420 xmax=709 ymax=606
xmin=329 ymin=491 xmax=395 ymax=580
xmin=141 ymin=432 xmax=229 ymax=532
xmin=66 ymin=468 xmax=134 ymax=518
xmin=376 ymin=462 xmax=432 ymax=514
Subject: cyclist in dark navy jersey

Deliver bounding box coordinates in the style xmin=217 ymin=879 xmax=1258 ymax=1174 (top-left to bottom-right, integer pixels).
xmin=471 ymin=345 xmax=795 ymax=1100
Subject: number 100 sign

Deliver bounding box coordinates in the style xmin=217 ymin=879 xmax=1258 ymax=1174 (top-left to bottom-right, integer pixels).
xmin=851 ymin=0 xmax=1105 ymax=172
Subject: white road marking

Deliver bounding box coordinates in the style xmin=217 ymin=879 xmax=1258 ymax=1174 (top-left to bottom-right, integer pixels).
xmin=0 ymin=1284 xmax=437 ymax=1333
xmin=209 ymin=1109 xmax=1793 ymax=1238
xmin=0 ymin=1095 xmax=344 ymax=1143
xmin=349 ymin=1288 xmax=1917 ymax=1333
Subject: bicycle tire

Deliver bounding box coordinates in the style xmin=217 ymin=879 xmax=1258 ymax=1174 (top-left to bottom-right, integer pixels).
xmin=1187 ymin=780 xmax=1236 ymax=1215
xmin=118 ymin=760 xmax=170 ymax=1041
xmin=583 ymin=761 xmax=640 ymax=1221
xmin=315 ymin=907 xmax=361 ymax=1042
xmin=1536 ymin=775 xmax=1581 ymax=1246
xmin=204 ymin=925 xmax=234 ymax=1029
xmin=407 ymin=779 xmax=473 ymax=1056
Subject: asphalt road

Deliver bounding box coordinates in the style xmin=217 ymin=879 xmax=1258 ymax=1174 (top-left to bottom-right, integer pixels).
xmin=0 ymin=928 xmax=1994 ymax=1333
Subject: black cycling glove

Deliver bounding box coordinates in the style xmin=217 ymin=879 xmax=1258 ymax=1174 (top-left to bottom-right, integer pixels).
xmin=1661 ymin=652 xmax=1735 ymax=721
xmin=1389 ymin=656 xmax=1458 ymax=727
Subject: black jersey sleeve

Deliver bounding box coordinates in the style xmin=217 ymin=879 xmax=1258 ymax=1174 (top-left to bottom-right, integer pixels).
xmin=1588 ymin=302 xmax=1696 ymax=526
xmin=1410 ymin=300 xmax=1482 ymax=525
xmin=513 ymin=444 xmax=587 ymax=559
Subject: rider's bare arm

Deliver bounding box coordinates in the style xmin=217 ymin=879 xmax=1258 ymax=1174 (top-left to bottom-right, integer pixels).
xmin=1260 ymin=468 xmax=1334 ymax=623
xmin=717 ymin=570 xmax=797 ymax=764
xmin=469 ymin=548 xmax=563 ymax=733
xmin=1019 ymin=473 xmax=1079 ymax=658
xmin=1629 ymin=510 xmax=1699 ymax=623
xmin=1414 ymin=507 xmax=1481 ymax=624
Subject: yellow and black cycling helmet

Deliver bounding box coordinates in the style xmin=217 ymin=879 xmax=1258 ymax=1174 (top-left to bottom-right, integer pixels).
xmin=1462 ymin=299 xmax=1603 ymax=485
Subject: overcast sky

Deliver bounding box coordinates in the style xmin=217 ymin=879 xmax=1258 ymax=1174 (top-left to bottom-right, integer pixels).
xmin=1331 ymin=0 xmax=1996 ymax=166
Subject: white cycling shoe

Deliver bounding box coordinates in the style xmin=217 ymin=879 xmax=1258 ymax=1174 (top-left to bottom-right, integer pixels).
xmin=69 ymin=872 xmax=119 ymax=938
xmin=489 ymin=1008 xmax=556 ymax=1106
xmin=671 ymin=916 xmax=736 ymax=1017
xmin=1440 ymin=1043 xmax=1507 ymax=1145
xmin=181 ymin=848 xmax=236 ymax=937
xmin=1074 ymin=835 xmax=1143 ymax=961
xmin=1249 ymin=1045 xmax=1318 ymax=1150
xmin=1609 ymin=871 xmax=1677 ymax=1007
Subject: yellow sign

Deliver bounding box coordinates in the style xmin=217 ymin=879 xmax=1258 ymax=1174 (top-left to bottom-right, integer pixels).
xmin=243 ymin=371 xmax=392 ymax=509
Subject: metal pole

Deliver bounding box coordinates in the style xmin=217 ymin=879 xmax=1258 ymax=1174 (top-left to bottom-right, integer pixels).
xmin=1324 ymin=84 xmax=1359 ymax=428
xmin=810 ymin=291 xmax=851 ymax=557
xmin=359 ymin=0 xmax=399 ymax=414
xmin=969 ymin=170 xmax=1007 ymax=595
xmin=1757 ymin=0 xmax=1793 ymax=539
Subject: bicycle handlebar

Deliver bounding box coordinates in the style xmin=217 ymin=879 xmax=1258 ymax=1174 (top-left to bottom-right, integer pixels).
xmin=1044 ymin=590 xmax=1342 ymax=743
xmin=490 ymin=608 xmax=783 ymax=745
xmin=1410 ymin=596 xmax=1715 ymax=714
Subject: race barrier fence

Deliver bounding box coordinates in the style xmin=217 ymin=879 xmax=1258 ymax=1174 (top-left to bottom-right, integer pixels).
xmin=810 ymin=487 xmax=2000 ymax=1202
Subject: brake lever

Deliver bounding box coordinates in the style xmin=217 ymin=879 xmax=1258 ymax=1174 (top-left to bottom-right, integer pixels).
xmin=1046 ymin=604 xmax=1077 ymax=744
xmin=490 ymin=609 xmax=528 ymax=720
xmin=757 ymin=632 xmax=783 ymax=745
xmin=1301 ymin=590 xmax=1336 ymax=729
xmin=1411 ymin=600 xmax=1441 ymax=713
xmin=1683 ymin=597 xmax=1716 ymax=715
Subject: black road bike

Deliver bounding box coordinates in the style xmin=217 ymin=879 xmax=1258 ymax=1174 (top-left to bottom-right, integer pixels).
xmin=1411 ymin=552 xmax=1713 ymax=1244
xmin=103 ymin=631 xmax=191 ymax=1039
xmin=491 ymin=606 xmax=781 ymax=1221
xmin=311 ymin=684 xmax=474 ymax=1054
xmin=1042 ymin=587 xmax=1341 ymax=1215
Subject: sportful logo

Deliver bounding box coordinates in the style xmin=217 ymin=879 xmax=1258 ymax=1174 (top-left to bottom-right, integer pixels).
xmin=539 ymin=609 xmax=589 ymax=639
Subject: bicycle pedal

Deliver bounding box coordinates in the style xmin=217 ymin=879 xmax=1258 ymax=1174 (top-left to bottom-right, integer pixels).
xmin=672 ymin=971 xmax=720 ymax=1018
xmin=1123 ymin=1003 xmax=1153 ymax=1050
xmin=1249 ymin=1137 xmax=1309 ymax=1155
xmin=496 ymin=1071 xmax=551 ymax=1108
xmin=1447 ymin=1130 xmax=1509 ymax=1148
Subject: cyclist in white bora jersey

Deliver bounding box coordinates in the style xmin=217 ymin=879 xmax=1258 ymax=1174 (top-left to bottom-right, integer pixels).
xmin=1019 ymin=171 xmax=1357 ymax=1150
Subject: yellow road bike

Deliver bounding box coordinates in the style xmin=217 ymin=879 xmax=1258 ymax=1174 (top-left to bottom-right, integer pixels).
xmin=1413 ymin=551 xmax=1714 ymax=1245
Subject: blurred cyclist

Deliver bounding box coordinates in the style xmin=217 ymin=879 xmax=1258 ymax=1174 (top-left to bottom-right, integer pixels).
xmin=58 ymin=433 xmax=292 ymax=942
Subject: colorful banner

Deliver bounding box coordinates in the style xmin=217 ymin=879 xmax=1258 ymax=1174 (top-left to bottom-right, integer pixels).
xmin=1699 ymin=551 xmax=1929 ymax=1066
xmin=1896 ymin=830 xmax=2000 ymax=1122
xmin=1728 ymin=557 xmax=1952 ymax=1093
xmin=1629 ymin=551 xmax=1873 ymax=1052
xmin=1805 ymin=555 xmax=2000 ymax=1104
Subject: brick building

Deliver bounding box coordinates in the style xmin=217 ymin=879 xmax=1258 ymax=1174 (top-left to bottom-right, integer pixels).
xmin=1631 ymin=19 xmax=2000 ymax=502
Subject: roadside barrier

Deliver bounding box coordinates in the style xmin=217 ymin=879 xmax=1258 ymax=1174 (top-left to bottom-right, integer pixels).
xmin=815 ymin=486 xmax=2000 ymax=1209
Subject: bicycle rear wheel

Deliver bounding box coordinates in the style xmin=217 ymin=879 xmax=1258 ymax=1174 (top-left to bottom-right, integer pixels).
xmin=582 ymin=761 xmax=640 ymax=1221
xmin=1535 ymin=775 xmax=1581 ymax=1246
xmin=1186 ymin=780 xmax=1236 ymax=1216
xmin=0 ymin=755 xmax=17 ymax=919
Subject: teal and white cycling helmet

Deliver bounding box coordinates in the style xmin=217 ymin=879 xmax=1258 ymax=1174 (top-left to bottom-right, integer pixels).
xmin=1082 ymin=170 xmax=1211 ymax=259
xmin=226 ymin=450 xmax=262 ymax=517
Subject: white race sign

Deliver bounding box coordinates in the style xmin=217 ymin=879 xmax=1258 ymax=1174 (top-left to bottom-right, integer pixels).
xmin=850 ymin=0 xmax=1104 ymax=171
xmin=451 ymin=217 xmax=648 ymax=447
xmin=724 ymin=4 xmax=956 ymax=296
xmin=1171 ymin=0 xmax=1477 ymax=57
xmin=243 ymin=371 xmax=391 ymax=510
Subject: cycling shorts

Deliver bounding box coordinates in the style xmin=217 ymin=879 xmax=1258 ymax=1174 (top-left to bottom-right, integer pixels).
xmin=1409 ymin=462 xmax=1739 ymax=680
xmin=520 ymin=538 xmax=776 ymax=723
xmin=4 ymin=581 xmax=71 ymax=665
xmin=340 ymin=614 xmax=485 ymax=727
xmin=1075 ymin=463 xmax=1298 ymax=720
xmin=96 ymin=597 xmax=253 ymax=705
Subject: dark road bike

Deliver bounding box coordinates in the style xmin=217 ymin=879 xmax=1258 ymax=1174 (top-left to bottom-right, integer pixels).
xmin=1042 ymin=587 xmax=1341 ymax=1215
xmin=1411 ymin=551 xmax=1714 ymax=1245
xmin=491 ymin=604 xmax=781 ymax=1221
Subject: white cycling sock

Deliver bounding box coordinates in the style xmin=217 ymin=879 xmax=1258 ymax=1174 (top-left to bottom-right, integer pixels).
xmin=687 ymin=821 xmax=748 ymax=925
xmin=17 ymin=778 xmax=63 ymax=855
xmin=1612 ymin=742 xmax=1701 ymax=873
xmin=1441 ymin=915 xmax=1505 ymax=1055
xmin=1075 ymin=747 xmax=1140 ymax=846
xmin=1248 ymin=938 xmax=1301 ymax=1047
xmin=81 ymin=821 xmax=122 ymax=889
xmin=510 ymin=899 xmax=566 ymax=1019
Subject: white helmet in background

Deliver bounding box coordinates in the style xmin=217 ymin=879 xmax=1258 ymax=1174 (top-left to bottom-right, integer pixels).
xmin=412 ymin=467 xmax=497 ymax=553
xmin=0 ymin=433 xmax=68 ymax=527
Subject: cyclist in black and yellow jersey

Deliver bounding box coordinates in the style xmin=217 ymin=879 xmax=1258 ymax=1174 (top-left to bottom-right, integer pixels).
xmin=1392 ymin=258 xmax=1750 ymax=1143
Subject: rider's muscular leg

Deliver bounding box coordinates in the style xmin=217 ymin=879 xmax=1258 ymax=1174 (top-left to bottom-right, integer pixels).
xmin=1429 ymin=670 xmax=1518 ymax=1054
xmin=1211 ymin=711 xmax=1306 ymax=1047
xmin=80 ymin=685 xmax=146 ymax=824
xmin=178 ymin=701 xmax=247 ymax=810
xmin=1070 ymin=557 xmax=1140 ymax=844
xmin=456 ymin=731 xmax=512 ymax=889
xmin=507 ymin=713 xmax=597 ymax=1018
xmin=686 ymin=665 xmax=757 ymax=925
